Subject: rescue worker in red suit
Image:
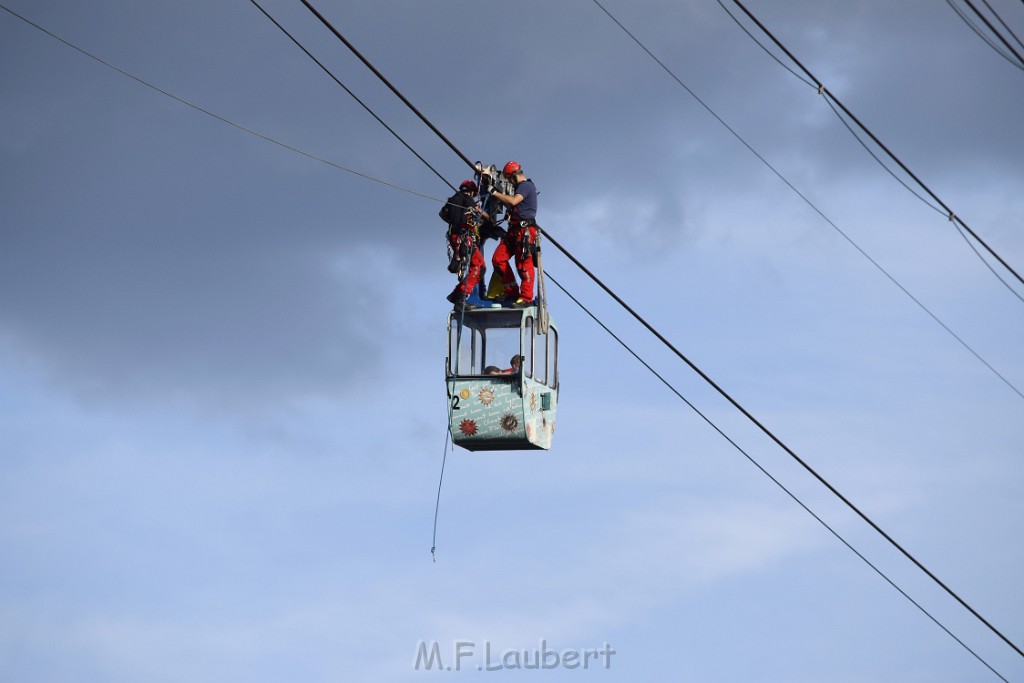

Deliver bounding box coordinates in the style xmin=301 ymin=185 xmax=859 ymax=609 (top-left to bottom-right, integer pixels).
xmin=443 ymin=180 xmax=488 ymax=308
xmin=490 ymin=161 xmax=539 ymax=307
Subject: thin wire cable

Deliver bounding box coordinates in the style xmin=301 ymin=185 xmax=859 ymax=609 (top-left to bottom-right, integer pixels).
xmin=951 ymin=218 xmax=1023 ymax=294
xmin=822 ymin=98 xmax=944 ymax=214
xmin=961 ymin=0 xmax=1024 ymax=68
xmin=983 ymin=0 xmax=1024 ymax=51
xmin=719 ymin=0 xmax=997 ymax=216
xmin=725 ymin=0 xmax=1024 ymax=304
xmin=821 ymin=93 xmax=1024 ymax=335
xmin=25 ymin=0 xmax=1014 ymax=663
xmin=0 ymin=2 xmax=451 ymax=206
xmin=299 ymin=0 xmax=476 ymax=171
xmin=728 ymin=0 xmax=1024 ymax=301
xmin=947 ymin=0 xmax=1015 ymax=61
xmin=593 ymin=0 xmax=1024 ymax=656
xmin=946 ymin=0 xmax=1024 ymax=70
xmin=589 ymin=0 xmax=1024 ymax=400
xmin=716 ymin=0 xmax=815 ymax=87
xmin=546 ymin=273 xmax=1009 ymax=683
xmin=248 ymin=0 xmax=455 ymax=192
xmin=434 ymin=298 xmax=472 ymax=560
xmin=539 ymin=227 xmax=1024 ymax=660
xmin=300 ymin=1 xmax=1024 ymax=659
xmin=1 ymin=8 xmax=480 ymax=569
xmin=0 ymin=3 xmax=502 ymax=304
xmin=430 ymin=428 xmax=451 ymax=562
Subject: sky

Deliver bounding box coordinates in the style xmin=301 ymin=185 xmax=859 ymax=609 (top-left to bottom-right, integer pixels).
xmin=2 ymin=0 xmax=1023 ymax=681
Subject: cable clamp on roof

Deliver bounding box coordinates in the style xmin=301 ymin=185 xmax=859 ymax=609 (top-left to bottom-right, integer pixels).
xmin=948 ymin=212 xmax=956 ymax=222
xmin=817 ymin=84 xmax=824 ymax=95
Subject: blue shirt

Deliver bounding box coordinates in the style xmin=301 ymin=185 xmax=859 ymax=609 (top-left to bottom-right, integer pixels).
xmin=512 ymin=179 xmax=538 ymax=222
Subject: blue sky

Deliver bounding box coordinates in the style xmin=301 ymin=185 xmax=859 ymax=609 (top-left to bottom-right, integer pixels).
xmin=2 ymin=1 xmax=1023 ymax=681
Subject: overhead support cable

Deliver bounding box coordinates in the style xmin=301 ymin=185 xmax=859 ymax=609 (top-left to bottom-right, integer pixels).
xmin=298 ymin=0 xmax=476 ymax=171
xmin=547 ymin=272 xmax=1009 ymax=682
xmin=953 ymin=0 xmax=1024 ymax=69
xmin=249 ymin=0 xmax=455 ymax=191
xmin=728 ymin=0 xmax=1024 ymax=302
xmin=719 ymin=0 xmax=1024 ymax=303
xmin=538 ymin=228 xmax=1022 ymax=666
xmin=590 ymin=0 xmax=1023 ymax=659
xmin=946 ymin=0 xmax=1024 ymax=69
xmin=590 ymin=0 xmax=1024 ymax=401
xmin=295 ymin=0 xmax=1024 ymax=660
xmin=9 ymin=0 xmax=1018 ymax=671
xmin=295 ymin=0 xmax=1024 ymax=659
xmin=984 ymin=0 xmax=1024 ymax=51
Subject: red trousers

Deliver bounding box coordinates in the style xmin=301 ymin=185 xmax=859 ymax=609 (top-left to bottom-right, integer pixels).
xmin=492 ymin=226 xmax=536 ymax=300
xmin=449 ymin=233 xmax=485 ymax=297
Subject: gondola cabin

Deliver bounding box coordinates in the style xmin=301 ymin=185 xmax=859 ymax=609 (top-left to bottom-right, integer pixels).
xmin=446 ymin=305 xmax=558 ymax=450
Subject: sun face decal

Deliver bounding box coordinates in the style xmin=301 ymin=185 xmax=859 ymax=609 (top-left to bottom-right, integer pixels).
xmin=459 ymin=419 xmax=478 ymax=436
xmin=460 ymin=388 xmax=471 ymax=400
xmin=478 ymin=387 xmax=495 ymax=405
xmin=500 ymin=413 xmax=519 ymax=432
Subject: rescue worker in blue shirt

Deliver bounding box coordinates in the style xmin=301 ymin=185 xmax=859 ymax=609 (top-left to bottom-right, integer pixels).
xmin=489 ymin=161 xmax=538 ymax=307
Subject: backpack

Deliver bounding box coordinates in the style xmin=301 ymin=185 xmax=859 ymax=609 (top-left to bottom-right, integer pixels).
xmin=439 ymin=192 xmax=472 ymax=226
xmin=438 ymin=199 xmax=454 ymax=224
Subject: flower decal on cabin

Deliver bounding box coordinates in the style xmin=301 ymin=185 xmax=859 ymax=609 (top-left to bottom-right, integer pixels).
xmin=459 ymin=419 xmax=478 ymax=436
xmin=460 ymin=388 xmax=471 ymax=400
xmin=529 ymin=391 xmax=537 ymax=413
xmin=500 ymin=413 xmax=519 ymax=432
xmin=478 ymin=387 xmax=495 ymax=406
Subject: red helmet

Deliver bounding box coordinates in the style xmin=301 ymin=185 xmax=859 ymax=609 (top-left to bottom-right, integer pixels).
xmin=502 ymin=161 xmax=521 ymax=176
xmin=459 ymin=179 xmax=478 ymax=193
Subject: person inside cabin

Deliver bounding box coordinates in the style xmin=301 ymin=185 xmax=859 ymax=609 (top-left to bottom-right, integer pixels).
xmin=501 ymin=355 xmax=523 ymax=375
xmin=484 ymin=366 xmax=503 ymax=375
xmin=442 ymin=179 xmax=488 ymax=309
xmin=490 ymin=161 xmax=539 ymax=308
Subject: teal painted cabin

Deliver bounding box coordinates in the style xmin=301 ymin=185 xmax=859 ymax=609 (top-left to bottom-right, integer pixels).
xmin=446 ymin=306 xmax=558 ymax=450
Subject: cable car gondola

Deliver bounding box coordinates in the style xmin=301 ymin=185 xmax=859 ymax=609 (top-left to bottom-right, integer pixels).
xmin=446 ymin=304 xmax=558 ymax=451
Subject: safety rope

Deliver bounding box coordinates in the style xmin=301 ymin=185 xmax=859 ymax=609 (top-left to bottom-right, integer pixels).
xmin=433 ymin=298 xmax=470 ymax=560
xmin=430 ymin=428 xmax=451 ymax=562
